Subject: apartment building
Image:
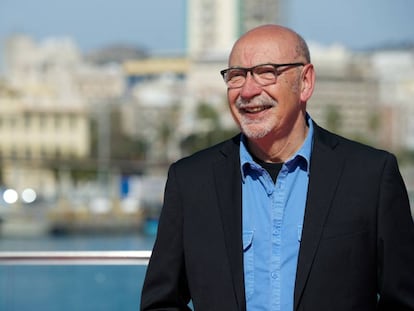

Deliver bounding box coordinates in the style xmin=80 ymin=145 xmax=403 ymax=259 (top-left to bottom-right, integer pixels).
xmin=187 ymin=0 xmax=281 ymax=59
xmin=308 ymin=45 xmax=414 ymax=152
xmin=0 ymin=91 xmax=89 ymax=160
xmin=0 ymin=35 xmax=124 ymax=198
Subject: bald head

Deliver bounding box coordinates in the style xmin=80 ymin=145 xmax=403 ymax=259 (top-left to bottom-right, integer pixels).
xmin=229 ymin=24 xmax=310 ymax=66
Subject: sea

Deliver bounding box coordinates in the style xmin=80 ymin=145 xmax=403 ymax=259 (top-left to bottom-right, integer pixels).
xmin=0 ymin=233 xmax=156 ymax=311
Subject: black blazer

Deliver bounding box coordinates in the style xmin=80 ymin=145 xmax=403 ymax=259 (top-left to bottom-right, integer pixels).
xmin=141 ymin=124 xmax=414 ymax=311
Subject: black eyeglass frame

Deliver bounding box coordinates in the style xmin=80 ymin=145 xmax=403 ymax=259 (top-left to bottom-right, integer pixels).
xmin=220 ymin=62 xmax=305 ymax=88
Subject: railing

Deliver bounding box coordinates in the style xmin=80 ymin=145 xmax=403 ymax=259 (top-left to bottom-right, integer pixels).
xmin=0 ymin=250 xmax=152 ymax=265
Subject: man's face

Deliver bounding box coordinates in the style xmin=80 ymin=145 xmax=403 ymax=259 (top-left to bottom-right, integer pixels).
xmin=226 ymin=34 xmax=304 ymax=141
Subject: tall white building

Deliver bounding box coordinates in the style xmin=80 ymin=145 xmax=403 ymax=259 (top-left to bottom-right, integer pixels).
xmin=187 ymin=0 xmax=281 ymax=59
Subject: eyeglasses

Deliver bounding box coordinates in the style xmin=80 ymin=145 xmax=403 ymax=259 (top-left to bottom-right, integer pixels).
xmin=220 ymin=62 xmax=305 ymax=89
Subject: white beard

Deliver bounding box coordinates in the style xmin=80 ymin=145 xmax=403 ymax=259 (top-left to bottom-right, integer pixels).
xmin=239 ymin=115 xmax=273 ymax=139
xmin=235 ymin=95 xmax=278 ymax=139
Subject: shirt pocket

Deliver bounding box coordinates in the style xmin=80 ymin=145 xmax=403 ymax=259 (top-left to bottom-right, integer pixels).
xmin=243 ymin=230 xmax=254 ymax=300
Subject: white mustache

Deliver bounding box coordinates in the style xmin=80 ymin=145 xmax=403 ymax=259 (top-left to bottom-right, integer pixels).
xmin=235 ymin=95 xmax=277 ymax=109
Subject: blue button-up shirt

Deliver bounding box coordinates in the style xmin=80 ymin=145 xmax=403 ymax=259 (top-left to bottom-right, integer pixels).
xmin=240 ymin=117 xmax=314 ymax=311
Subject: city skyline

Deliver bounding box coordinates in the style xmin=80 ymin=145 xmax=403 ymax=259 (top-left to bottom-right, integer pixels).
xmin=0 ymin=1 xmax=413 ymax=213
xmin=1 ymin=0 xmax=414 ymax=73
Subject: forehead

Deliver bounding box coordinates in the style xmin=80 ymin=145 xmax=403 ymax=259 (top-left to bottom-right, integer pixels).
xmin=229 ymin=31 xmax=297 ymax=67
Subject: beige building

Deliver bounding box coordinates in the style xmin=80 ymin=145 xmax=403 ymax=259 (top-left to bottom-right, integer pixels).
xmin=370 ymin=50 xmax=414 ymax=151
xmin=121 ymin=58 xmax=189 ymax=162
xmin=0 ymin=97 xmax=89 ymax=160
xmin=0 ymin=35 xmax=124 ymax=199
xmin=303 ymin=43 xmax=413 ymax=152
xmin=307 ymin=44 xmax=381 ymax=146
xmin=187 ymin=0 xmax=281 ymax=59
xmin=0 ymin=85 xmax=89 ymax=198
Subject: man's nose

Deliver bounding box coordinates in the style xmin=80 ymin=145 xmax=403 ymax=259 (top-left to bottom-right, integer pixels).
xmin=240 ymin=72 xmax=262 ymax=99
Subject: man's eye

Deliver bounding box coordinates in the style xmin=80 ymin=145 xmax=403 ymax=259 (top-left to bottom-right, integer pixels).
xmin=227 ymin=70 xmax=245 ymax=80
xmin=255 ymin=67 xmax=276 ymax=78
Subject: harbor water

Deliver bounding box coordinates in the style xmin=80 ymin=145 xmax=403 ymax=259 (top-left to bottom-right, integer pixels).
xmin=0 ymin=233 xmax=156 ymax=311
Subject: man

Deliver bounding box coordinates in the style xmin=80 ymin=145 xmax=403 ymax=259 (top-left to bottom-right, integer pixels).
xmin=141 ymin=24 xmax=414 ymax=311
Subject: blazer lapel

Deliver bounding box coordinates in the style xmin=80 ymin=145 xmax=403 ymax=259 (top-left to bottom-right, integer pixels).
xmin=294 ymin=126 xmax=346 ymax=310
xmin=213 ymin=136 xmax=245 ymax=311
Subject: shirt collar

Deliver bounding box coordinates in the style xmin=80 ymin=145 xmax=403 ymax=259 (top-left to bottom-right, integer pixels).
xmin=240 ymin=114 xmax=314 ymax=180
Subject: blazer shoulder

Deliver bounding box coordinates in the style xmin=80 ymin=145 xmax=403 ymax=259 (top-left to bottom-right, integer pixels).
xmin=172 ymin=134 xmax=241 ymax=170
xmin=314 ymin=124 xmax=393 ymax=160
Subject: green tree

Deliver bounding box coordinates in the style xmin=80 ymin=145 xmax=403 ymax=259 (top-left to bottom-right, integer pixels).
xmin=325 ymin=104 xmax=342 ymax=133
xmin=181 ymin=102 xmax=237 ymax=155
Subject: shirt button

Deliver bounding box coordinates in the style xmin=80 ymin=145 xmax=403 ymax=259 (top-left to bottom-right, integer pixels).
xmin=271 ymin=272 xmax=279 ymax=279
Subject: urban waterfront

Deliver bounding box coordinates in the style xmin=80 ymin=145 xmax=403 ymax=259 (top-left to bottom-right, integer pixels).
xmin=0 ymin=233 xmax=155 ymax=311
xmin=0 ymin=188 xmax=413 ymax=311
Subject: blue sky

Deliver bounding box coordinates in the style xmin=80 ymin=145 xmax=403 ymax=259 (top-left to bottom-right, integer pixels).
xmin=0 ymin=0 xmax=413 ymax=72
xmin=286 ymin=0 xmax=414 ymax=49
xmin=0 ymin=0 xmax=186 ymax=54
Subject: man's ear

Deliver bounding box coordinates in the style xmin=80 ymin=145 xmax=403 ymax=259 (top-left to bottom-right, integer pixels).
xmin=300 ymin=64 xmax=315 ymax=103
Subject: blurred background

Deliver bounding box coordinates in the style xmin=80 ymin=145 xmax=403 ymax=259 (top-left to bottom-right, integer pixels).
xmin=0 ymin=0 xmax=413 ymax=309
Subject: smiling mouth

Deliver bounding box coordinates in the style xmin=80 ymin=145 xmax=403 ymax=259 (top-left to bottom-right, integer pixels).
xmin=240 ymin=105 xmax=272 ymax=114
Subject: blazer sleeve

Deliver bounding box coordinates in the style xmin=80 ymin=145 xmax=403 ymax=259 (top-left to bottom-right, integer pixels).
xmin=377 ymin=153 xmax=414 ymax=310
xmin=140 ymin=163 xmax=192 ymax=311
